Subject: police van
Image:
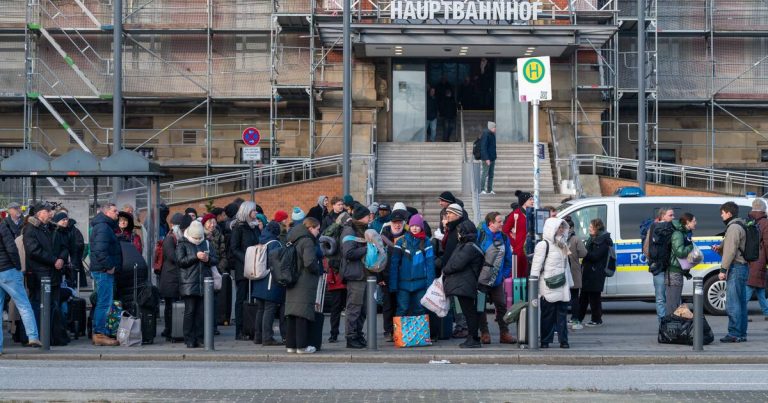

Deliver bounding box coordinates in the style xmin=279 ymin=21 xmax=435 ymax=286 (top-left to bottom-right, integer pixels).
xmin=556 ymin=195 xmax=755 ymax=315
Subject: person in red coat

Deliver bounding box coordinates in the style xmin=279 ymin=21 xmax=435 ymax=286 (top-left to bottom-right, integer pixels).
xmin=502 ymin=191 xmax=533 ymax=278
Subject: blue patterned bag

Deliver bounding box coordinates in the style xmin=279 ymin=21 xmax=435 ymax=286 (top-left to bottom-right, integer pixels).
xmin=393 ymin=315 xmax=432 ymax=348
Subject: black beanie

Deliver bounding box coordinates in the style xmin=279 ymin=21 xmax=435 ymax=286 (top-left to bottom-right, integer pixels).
xmin=352 ymin=204 xmax=371 ymax=220
xmin=515 ymin=190 xmax=532 ymax=207
xmin=184 ymin=207 xmax=198 ymax=216
xmin=225 ymin=203 xmax=238 ymax=219
xmin=439 ymin=191 xmax=456 ymax=204
xmin=180 ymin=214 xmax=193 ymax=231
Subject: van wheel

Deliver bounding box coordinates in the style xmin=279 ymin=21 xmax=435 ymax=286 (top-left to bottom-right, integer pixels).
xmin=703 ymin=275 xmax=727 ymax=316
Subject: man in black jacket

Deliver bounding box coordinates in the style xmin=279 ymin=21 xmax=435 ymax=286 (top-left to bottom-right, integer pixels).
xmin=479 ymin=121 xmax=497 ymax=195
xmin=0 ymin=202 xmax=42 ymax=351
xmin=89 ymin=203 xmax=122 ymax=346
xmin=426 ymin=88 xmax=438 ymax=142
xmin=341 ymin=204 xmax=371 ymax=349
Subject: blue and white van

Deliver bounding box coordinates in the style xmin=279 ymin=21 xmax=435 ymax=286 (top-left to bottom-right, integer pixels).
xmin=556 ymin=196 xmax=755 ymax=315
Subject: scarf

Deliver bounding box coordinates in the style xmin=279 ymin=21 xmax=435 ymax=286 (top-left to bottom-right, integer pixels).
xmin=411 ymin=231 xmax=426 ymax=241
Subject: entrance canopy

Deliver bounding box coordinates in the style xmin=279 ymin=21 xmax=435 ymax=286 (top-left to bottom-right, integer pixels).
xmin=0 ymin=149 xmax=163 ymax=178
xmin=317 ymin=23 xmax=617 ymax=58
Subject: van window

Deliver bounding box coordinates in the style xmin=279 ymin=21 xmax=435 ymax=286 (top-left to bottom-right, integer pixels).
xmin=569 ymin=205 xmax=608 ymax=240
xmin=619 ymin=203 xmax=729 ymax=239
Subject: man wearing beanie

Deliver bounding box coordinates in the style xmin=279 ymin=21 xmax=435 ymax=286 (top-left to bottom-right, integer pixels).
xmin=340 ymin=203 xmax=371 ymax=349
xmin=378 ymin=208 xmax=409 ymax=341
xmin=87 ymin=202 xmax=122 ymax=346
xmin=438 ymin=191 xmax=457 ymax=233
xmin=503 ymin=190 xmax=534 ymax=278
xmin=436 ymin=202 xmax=469 ymax=339
xmin=479 ymin=121 xmax=497 ymax=195
xmin=746 ymin=198 xmax=768 ymax=320
xmin=290 ymin=207 xmax=306 ymax=229
xmin=370 ymin=203 xmax=391 ymax=233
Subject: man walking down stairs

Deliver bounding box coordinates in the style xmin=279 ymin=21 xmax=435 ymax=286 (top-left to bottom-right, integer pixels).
xmin=479 ymin=121 xmax=497 ymax=195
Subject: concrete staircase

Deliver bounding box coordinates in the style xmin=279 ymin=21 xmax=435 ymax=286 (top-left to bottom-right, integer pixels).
xmin=375 ymin=142 xmax=569 ymax=226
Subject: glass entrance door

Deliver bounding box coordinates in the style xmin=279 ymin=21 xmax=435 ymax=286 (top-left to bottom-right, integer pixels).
xmin=392 ymin=62 xmax=426 ymax=142
xmin=495 ymin=62 xmax=529 ymax=142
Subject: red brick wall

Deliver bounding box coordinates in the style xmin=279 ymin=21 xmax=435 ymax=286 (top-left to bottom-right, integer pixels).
xmin=599 ymin=177 xmax=725 ymax=197
xmin=168 ymin=176 xmax=343 ymax=219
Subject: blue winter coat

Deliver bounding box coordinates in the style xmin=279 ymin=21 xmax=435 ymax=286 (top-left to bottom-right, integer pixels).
xmin=251 ymin=224 xmax=286 ymax=304
xmin=479 ymin=128 xmax=497 ymax=161
xmin=390 ymin=233 xmax=435 ymax=292
xmin=89 ymin=212 xmax=122 ymax=273
xmin=370 ymin=214 xmax=390 ymax=234
xmin=477 ymin=223 xmax=513 ymax=287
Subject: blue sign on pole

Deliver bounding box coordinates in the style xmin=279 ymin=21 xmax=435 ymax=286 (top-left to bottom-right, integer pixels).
xmin=242 ymin=127 xmax=261 ymax=146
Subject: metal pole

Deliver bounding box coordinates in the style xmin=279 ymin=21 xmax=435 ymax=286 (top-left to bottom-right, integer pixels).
xmin=693 ymin=277 xmax=704 ymax=351
xmin=249 ymin=160 xmax=255 ymax=202
xmin=41 ymin=277 xmax=51 ymax=350
xmin=113 ymin=0 xmax=124 ymax=195
xmin=527 ymin=275 xmax=539 ymax=350
xmin=637 ymin=0 xmax=647 ymax=192
xmin=204 ymin=277 xmax=214 ymax=351
xmin=342 ymin=0 xmax=352 ymax=195
xmin=366 ymin=276 xmax=377 ymax=350
xmin=532 ymin=100 xmax=540 ymax=209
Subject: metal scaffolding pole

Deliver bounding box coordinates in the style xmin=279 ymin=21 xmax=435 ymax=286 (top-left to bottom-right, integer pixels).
xmin=342 ymin=0 xmax=352 ymax=195
xmin=637 ymin=0 xmax=647 ymax=192
xmin=113 ymin=0 xmax=124 ymax=195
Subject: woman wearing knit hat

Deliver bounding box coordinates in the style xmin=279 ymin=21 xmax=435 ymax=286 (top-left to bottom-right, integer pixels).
xmin=175 ymin=220 xmax=218 ymax=348
xmin=116 ymin=211 xmax=142 ymax=254
xmin=503 ymin=190 xmax=534 ymax=278
xmin=389 ymin=214 xmax=435 ymax=319
xmin=203 ymin=213 xmax=227 ymax=335
xmin=290 ymin=207 xmax=306 ymax=229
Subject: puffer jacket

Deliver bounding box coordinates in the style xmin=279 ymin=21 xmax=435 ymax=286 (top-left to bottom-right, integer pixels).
xmin=747 ymin=211 xmax=768 ymax=288
xmin=530 ymin=217 xmax=572 ymax=303
xmin=668 ymin=220 xmax=694 ymax=274
xmin=207 ymin=227 xmax=229 ymax=273
xmin=476 ymin=223 xmax=513 ymax=287
xmin=89 ymin=212 xmax=122 ymax=273
xmin=23 ymin=217 xmax=64 ymax=287
xmin=229 ymin=220 xmax=260 ymax=281
xmin=340 ymin=220 xmax=369 ymax=282
xmin=566 ymin=230 xmax=588 ymax=289
xmin=158 ymin=233 xmax=180 ymax=298
xmin=389 ymin=233 xmax=435 ymax=293
xmin=379 ymin=225 xmax=406 ymax=285
xmin=251 ymin=222 xmax=285 ymax=304
xmin=443 ymin=233 xmax=483 ymax=298
xmin=581 ymin=231 xmax=614 ymax=293
xmin=436 ymin=216 xmax=465 ymax=273
xmin=175 ymin=236 xmax=218 ymax=297
xmin=0 ymin=216 xmax=22 ymax=272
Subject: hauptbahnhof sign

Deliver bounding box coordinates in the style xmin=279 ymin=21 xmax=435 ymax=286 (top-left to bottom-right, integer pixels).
xmin=390 ymin=0 xmax=544 ymax=21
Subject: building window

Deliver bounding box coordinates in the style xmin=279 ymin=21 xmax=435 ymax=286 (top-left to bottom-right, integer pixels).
xmin=761 ymin=150 xmax=768 ymax=162
xmin=136 ymin=147 xmax=155 ymax=159
xmin=182 ymin=130 xmax=198 ymax=145
xmin=69 ymin=129 xmax=85 ymax=145
xmin=0 ymin=147 xmax=21 ymax=159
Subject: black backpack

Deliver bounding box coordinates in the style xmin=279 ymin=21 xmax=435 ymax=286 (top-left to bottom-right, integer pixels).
xmin=648 ymin=222 xmax=675 ymax=275
xmin=272 ymin=235 xmax=308 ymax=288
xmin=734 ymin=219 xmax=761 ymax=262
xmin=472 ymin=137 xmax=482 ymax=160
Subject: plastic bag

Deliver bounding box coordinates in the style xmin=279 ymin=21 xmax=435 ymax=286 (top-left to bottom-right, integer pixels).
xmin=420 ymin=277 xmax=449 ymax=317
xmin=687 ymin=244 xmax=703 ymax=266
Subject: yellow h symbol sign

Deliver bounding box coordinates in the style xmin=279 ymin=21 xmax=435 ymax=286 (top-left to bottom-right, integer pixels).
xmin=523 ymin=59 xmax=545 ymax=84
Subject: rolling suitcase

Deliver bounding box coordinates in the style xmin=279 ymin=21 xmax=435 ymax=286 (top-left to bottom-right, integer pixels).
xmin=68 ymin=297 xmax=87 ymax=339
xmin=170 ymin=301 xmax=185 ymax=342
xmin=140 ymin=307 xmax=157 ymax=345
xmin=216 ymin=272 xmax=233 ymax=326
xmin=513 ymin=278 xmax=527 ymax=304
xmin=517 ymin=306 xmax=528 ymax=345
xmin=241 ymin=281 xmax=259 ymax=340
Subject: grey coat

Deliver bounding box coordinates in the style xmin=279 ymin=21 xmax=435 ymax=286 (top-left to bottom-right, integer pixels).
xmin=567 ymin=230 xmax=588 ymax=289
xmin=284 ymin=225 xmax=322 ymax=321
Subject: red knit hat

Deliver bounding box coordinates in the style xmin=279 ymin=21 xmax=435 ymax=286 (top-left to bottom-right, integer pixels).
xmin=274 ymin=210 xmax=289 ymax=223
xmin=201 ymin=213 xmax=217 ymax=227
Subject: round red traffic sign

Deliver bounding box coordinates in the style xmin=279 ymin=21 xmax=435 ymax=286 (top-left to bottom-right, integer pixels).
xmin=242 ymin=127 xmax=261 ymax=146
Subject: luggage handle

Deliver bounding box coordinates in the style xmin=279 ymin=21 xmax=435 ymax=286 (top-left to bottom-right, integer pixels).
xmin=133 ymin=263 xmax=139 ymax=316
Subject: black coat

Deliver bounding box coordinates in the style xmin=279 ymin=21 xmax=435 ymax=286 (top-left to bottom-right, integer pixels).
xmin=581 ymin=232 xmax=614 ymax=293
xmin=436 ymin=217 xmax=466 ymax=274
xmin=158 ymin=233 xmax=181 ymax=298
xmin=307 ymin=205 xmax=327 ymax=225
xmin=443 ymin=240 xmax=483 ymax=298
xmin=0 ymin=216 xmax=22 ymax=272
xmin=89 ymin=213 xmax=122 ymax=273
xmin=229 ymin=221 xmax=260 ymax=282
xmin=23 ymin=217 xmax=66 ymax=287
xmin=340 ymin=221 xmax=368 ymax=282
xmin=176 ymin=237 xmax=218 ymax=297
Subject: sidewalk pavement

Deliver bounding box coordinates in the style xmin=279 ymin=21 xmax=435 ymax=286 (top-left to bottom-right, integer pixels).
xmin=4 ymin=302 xmax=768 ymax=365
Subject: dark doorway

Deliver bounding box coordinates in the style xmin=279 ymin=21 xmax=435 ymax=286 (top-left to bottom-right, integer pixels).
xmin=427 ymin=58 xmax=495 ymax=110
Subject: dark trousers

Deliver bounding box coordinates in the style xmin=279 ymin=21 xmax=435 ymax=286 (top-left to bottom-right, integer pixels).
xmin=234 ymin=279 xmax=248 ymax=335
xmin=569 ymin=288 xmax=580 ymax=321
xmin=30 ymin=283 xmax=68 ymax=345
xmin=381 ymin=285 xmax=397 ymax=334
xmin=254 ymin=299 xmax=283 ymax=343
xmin=578 ymin=291 xmax=603 ymax=323
xmin=344 ymin=280 xmax=367 ymax=340
xmin=182 ymin=295 xmax=204 ymax=345
xmin=286 ymin=315 xmax=310 ymax=350
xmin=326 ymin=289 xmax=346 ymax=338
xmin=442 ymin=118 xmax=456 ymax=142
xmin=540 ymin=298 xmax=568 ymax=344
xmin=478 ymin=285 xmax=509 ymax=333
xmin=456 ymin=296 xmax=480 ymax=341
xmin=162 ymin=297 xmax=178 ymax=336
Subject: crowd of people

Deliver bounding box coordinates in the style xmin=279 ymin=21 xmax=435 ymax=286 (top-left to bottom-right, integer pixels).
xmin=1 ymin=189 xmax=765 ymax=354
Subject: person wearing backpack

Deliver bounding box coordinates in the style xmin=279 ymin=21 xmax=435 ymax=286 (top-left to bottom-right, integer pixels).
xmin=341 ymin=204 xmax=372 ymax=349
xmin=284 ymin=217 xmax=323 ymax=354
xmin=714 ymin=201 xmax=749 ymax=343
xmin=389 ymin=214 xmax=434 ymax=317
xmin=644 ymin=207 xmax=676 ymax=322
xmin=479 ymin=121 xmax=497 ymax=195
xmin=577 ymin=218 xmax=613 ymax=327
xmin=443 ymin=220 xmax=484 ymax=348
xmin=667 ymin=213 xmax=696 ymax=314
xmin=563 ymin=216 xmax=587 ymax=330
xmin=476 ymin=212 xmax=516 ymax=344
xmin=531 ymin=217 xmax=573 ymax=348
xmin=745 ymin=198 xmax=768 ymax=322
xmin=251 ymin=220 xmax=286 ymax=346
xmin=229 ymin=201 xmax=261 ymax=340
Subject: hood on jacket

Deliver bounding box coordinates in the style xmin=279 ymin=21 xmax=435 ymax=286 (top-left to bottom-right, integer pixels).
xmin=541 ymin=217 xmax=567 ymax=243
xmin=117 ymin=211 xmax=135 ymax=232
xmin=287 ymin=222 xmax=315 ymax=243
xmin=92 ymin=212 xmax=118 ymax=230
xmin=317 ymin=195 xmax=327 ymax=208
xmin=457 ymin=220 xmax=478 ymax=243
xmin=27 ymin=216 xmax=43 ymax=228
xmin=260 ymin=221 xmax=281 ymax=243
xmin=591 ymin=230 xmax=612 ymax=245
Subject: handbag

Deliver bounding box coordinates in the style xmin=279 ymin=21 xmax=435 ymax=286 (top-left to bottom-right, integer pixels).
xmin=544 ymin=272 xmax=566 ymax=289
xmin=603 ymin=245 xmax=617 ymax=277
xmin=211 ymin=265 xmax=223 ymax=291
xmin=420 ymin=276 xmax=449 ymax=318
xmin=393 ymin=315 xmax=432 ymax=348
xmin=117 ymin=311 xmax=142 ymax=347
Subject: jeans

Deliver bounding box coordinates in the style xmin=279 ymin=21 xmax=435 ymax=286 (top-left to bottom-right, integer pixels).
xmin=91 ymin=271 xmax=114 ymax=336
xmin=478 ymin=285 xmax=509 ymax=333
xmin=726 ymin=263 xmax=749 ymax=339
xmin=0 ymin=269 xmax=39 ymax=348
xmin=480 ymin=160 xmax=496 ymax=192
xmin=541 ymin=298 xmax=569 ymax=344
xmin=442 ymin=118 xmax=456 ymax=142
xmin=395 ymin=288 xmax=426 ymax=316
xmin=653 ymin=272 xmax=667 ymax=321
xmin=344 ymin=280 xmax=367 ymax=340
xmin=745 ymin=286 xmax=768 ymax=316
xmin=183 ymin=295 xmax=204 ymax=345
xmin=426 ymin=119 xmax=437 ymax=142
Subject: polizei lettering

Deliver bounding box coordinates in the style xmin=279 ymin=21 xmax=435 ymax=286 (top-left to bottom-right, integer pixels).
xmin=390 ymin=0 xmax=544 ymax=21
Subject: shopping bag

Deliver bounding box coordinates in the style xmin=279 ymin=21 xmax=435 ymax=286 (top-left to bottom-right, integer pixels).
xmin=211 ymin=265 xmax=223 ymax=290
xmin=420 ymin=277 xmax=449 ymax=318
xmin=393 ymin=315 xmax=432 ymax=348
xmin=117 ymin=311 xmax=142 ymax=347
xmin=105 ymin=301 xmax=124 ymax=337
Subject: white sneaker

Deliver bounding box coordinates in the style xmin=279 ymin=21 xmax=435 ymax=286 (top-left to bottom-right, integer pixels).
xmin=572 ymin=322 xmax=584 ymax=330
xmin=297 ymin=346 xmax=317 ymax=354
xmin=480 ymin=191 xmax=488 ymax=195
xmin=286 ymin=348 xmax=297 ymax=354
xmin=489 ymin=191 xmax=496 ymax=195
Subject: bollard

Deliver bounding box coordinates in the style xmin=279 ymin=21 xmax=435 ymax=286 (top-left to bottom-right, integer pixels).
xmin=366 ymin=276 xmax=378 ymax=350
xmin=527 ymin=276 xmax=539 ymax=350
xmin=204 ymin=277 xmax=214 ymax=351
xmin=693 ymin=277 xmax=704 ymax=351
xmin=40 ymin=277 xmax=51 ymax=351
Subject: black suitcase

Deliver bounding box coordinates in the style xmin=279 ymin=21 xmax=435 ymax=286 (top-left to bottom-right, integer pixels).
xmin=12 ymin=319 xmax=28 ymax=344
xmin=140 ymin=307 xmax=157 ymax=344
xmin=216 ymin=272 xmax=233 ymax=326
xmin=241 ymin=281 xmax=259 ymax=340
xmin=308 ymin=311 xmax=325 ymax=351
xmin=68 ymin=297 xmax=87 ymax=339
